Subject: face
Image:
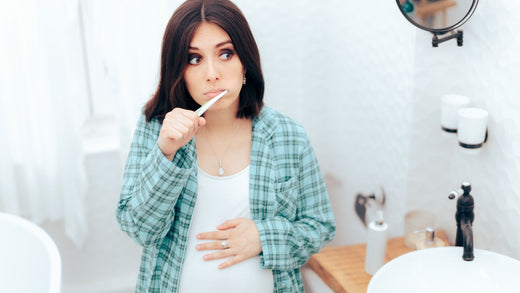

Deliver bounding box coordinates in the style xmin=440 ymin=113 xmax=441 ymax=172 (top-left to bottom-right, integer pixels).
xmin=184 ymin=22 xmax=245 ymax=114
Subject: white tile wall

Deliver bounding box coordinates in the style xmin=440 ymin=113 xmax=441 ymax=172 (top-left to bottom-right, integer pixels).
xmin=248 ymin=0 xmax=416 ymax=246
xmin=406 ymin=0 xmax=520 ymax=259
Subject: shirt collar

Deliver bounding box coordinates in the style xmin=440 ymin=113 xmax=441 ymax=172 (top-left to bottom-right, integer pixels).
xmin=252 ymin=107 xmax=277 ymax=140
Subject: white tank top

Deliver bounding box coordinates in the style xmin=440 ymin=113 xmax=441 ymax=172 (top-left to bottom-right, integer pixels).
xmin=178 ymin=165 xmax=274 ymax=293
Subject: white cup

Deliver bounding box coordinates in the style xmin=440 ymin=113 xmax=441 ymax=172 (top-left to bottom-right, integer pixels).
xmin=440 ymin=94 xmax=471 ymax=134
xmin=457 ymin=108 xmax=488 ymax=153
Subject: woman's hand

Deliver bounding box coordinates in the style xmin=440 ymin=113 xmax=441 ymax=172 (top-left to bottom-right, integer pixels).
xmin=196 ymin=218 xmax=262 ymax=269
xmin=158 ymin=108 xmax=206 ymax=161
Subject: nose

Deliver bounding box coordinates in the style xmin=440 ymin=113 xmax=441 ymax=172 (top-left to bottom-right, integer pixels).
xmin=205 ymin=59 xmax=220 ymax=82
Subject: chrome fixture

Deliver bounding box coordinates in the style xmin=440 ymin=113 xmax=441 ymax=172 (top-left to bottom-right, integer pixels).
xmin=354 ymin=188 xmax=386 ymax=227
xmin=449 ymin=182 xmax=474 ymax=261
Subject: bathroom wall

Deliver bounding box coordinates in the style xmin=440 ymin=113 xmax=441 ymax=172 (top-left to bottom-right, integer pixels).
xmin=406 ymin=0 xmax=520 ymax=259
xmin=247 ymin=0 xmax=415 ymax=246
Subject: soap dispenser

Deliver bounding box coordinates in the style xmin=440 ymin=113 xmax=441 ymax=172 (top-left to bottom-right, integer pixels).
xmin=416 ymin=227 xmax=445 ymax=249
xmin=365 ymin=210 xmax=388 ymax=275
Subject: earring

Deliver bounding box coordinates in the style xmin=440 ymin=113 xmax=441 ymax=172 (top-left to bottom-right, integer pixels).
xmin=243 ymin=74 xmax=247 ymax=85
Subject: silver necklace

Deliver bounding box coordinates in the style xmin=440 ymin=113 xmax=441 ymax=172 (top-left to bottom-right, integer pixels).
xmin=202 ymin=121 xmax=240 ymax=176
xmin=217 ymin=159 xmax=225 ymax=176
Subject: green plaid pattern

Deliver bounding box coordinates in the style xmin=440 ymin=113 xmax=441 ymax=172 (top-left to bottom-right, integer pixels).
xmin=116 ymin=107 xmax=336 ymax=292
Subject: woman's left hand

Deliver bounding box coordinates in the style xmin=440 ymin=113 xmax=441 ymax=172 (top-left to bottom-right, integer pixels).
xmin=196 ymin=218 xmax=262 ymax=269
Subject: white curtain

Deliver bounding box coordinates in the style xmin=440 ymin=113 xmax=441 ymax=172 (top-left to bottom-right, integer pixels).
xmin=0 ymin=0 xmax=88 ymax=246
xmin=77 ymin=0 xmax=184 ymax=158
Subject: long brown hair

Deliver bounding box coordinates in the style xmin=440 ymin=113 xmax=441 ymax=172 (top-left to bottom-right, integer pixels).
xmin=144 ymin=0 xmax=264 ymax=122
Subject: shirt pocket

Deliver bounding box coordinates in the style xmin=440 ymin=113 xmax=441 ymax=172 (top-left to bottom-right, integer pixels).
xmin=274 ymin=177 xmax=298 ymax=220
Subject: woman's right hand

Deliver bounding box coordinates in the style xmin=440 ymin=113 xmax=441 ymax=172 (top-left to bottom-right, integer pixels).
xmin=158 ymin=108 xmax=206 ymax=161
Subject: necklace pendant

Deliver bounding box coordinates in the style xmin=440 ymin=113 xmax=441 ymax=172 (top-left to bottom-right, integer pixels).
xmin=218 ymin=160 xmax=224 ymax=176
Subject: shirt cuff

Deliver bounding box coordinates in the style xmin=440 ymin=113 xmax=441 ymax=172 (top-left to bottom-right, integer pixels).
xmin=255 ymin=218 xmax=292 ymax=269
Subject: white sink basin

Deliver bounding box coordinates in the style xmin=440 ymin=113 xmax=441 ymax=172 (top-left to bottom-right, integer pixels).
xmin=368 ymin=247 xmax=520 ymax=293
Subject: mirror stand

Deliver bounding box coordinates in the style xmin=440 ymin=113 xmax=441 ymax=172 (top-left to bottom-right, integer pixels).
xmin=432 ymin=30 xmax=463 ymax=47
xmin=397 ymin=0 xmax=478 ymax=47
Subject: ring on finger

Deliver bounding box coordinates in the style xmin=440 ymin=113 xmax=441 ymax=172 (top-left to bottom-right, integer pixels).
xmin=221 ymin=240 xmax=228 ymax=249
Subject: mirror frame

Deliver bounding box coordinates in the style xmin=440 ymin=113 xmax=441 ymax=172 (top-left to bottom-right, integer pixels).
xmin=396 ymin=0 xmax=479 ymax=35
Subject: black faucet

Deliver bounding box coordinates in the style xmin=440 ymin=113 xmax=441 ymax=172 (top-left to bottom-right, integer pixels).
xmin=449 ymin=182 xmax=475 ymax=261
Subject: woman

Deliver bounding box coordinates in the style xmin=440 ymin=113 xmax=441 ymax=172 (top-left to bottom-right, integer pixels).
xmin=116 ymin=0 xmax=335 ymax=292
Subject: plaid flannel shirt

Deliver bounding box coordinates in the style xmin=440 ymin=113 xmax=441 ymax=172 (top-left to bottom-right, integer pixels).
xmin=116 ymin=107 xmax=336 ymax=292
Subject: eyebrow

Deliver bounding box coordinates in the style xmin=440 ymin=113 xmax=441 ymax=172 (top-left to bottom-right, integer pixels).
xmin=189 ymin=40 xmax=233 ymax=50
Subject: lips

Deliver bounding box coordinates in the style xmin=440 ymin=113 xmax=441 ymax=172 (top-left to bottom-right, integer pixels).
xmin=204 ymin=89 xmax=226 ymax=99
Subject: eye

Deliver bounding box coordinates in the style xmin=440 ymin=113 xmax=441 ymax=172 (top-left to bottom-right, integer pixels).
xmin=220 ymin=49 xmax=234 ymax=61
xmin=188 ymin=54 xmax=201 ymax=65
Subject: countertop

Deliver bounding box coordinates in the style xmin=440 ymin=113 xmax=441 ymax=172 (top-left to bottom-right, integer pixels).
xmin=307 ymin=230 xmax=448 ymax=293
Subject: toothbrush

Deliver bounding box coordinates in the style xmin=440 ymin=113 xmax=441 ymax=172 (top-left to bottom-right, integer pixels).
xmin=195 ymin=90 xmax=228 ymax=116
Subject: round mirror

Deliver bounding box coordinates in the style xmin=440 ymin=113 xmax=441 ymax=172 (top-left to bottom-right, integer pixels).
xmin=397 ymin=0 xmax=479 ymax=34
